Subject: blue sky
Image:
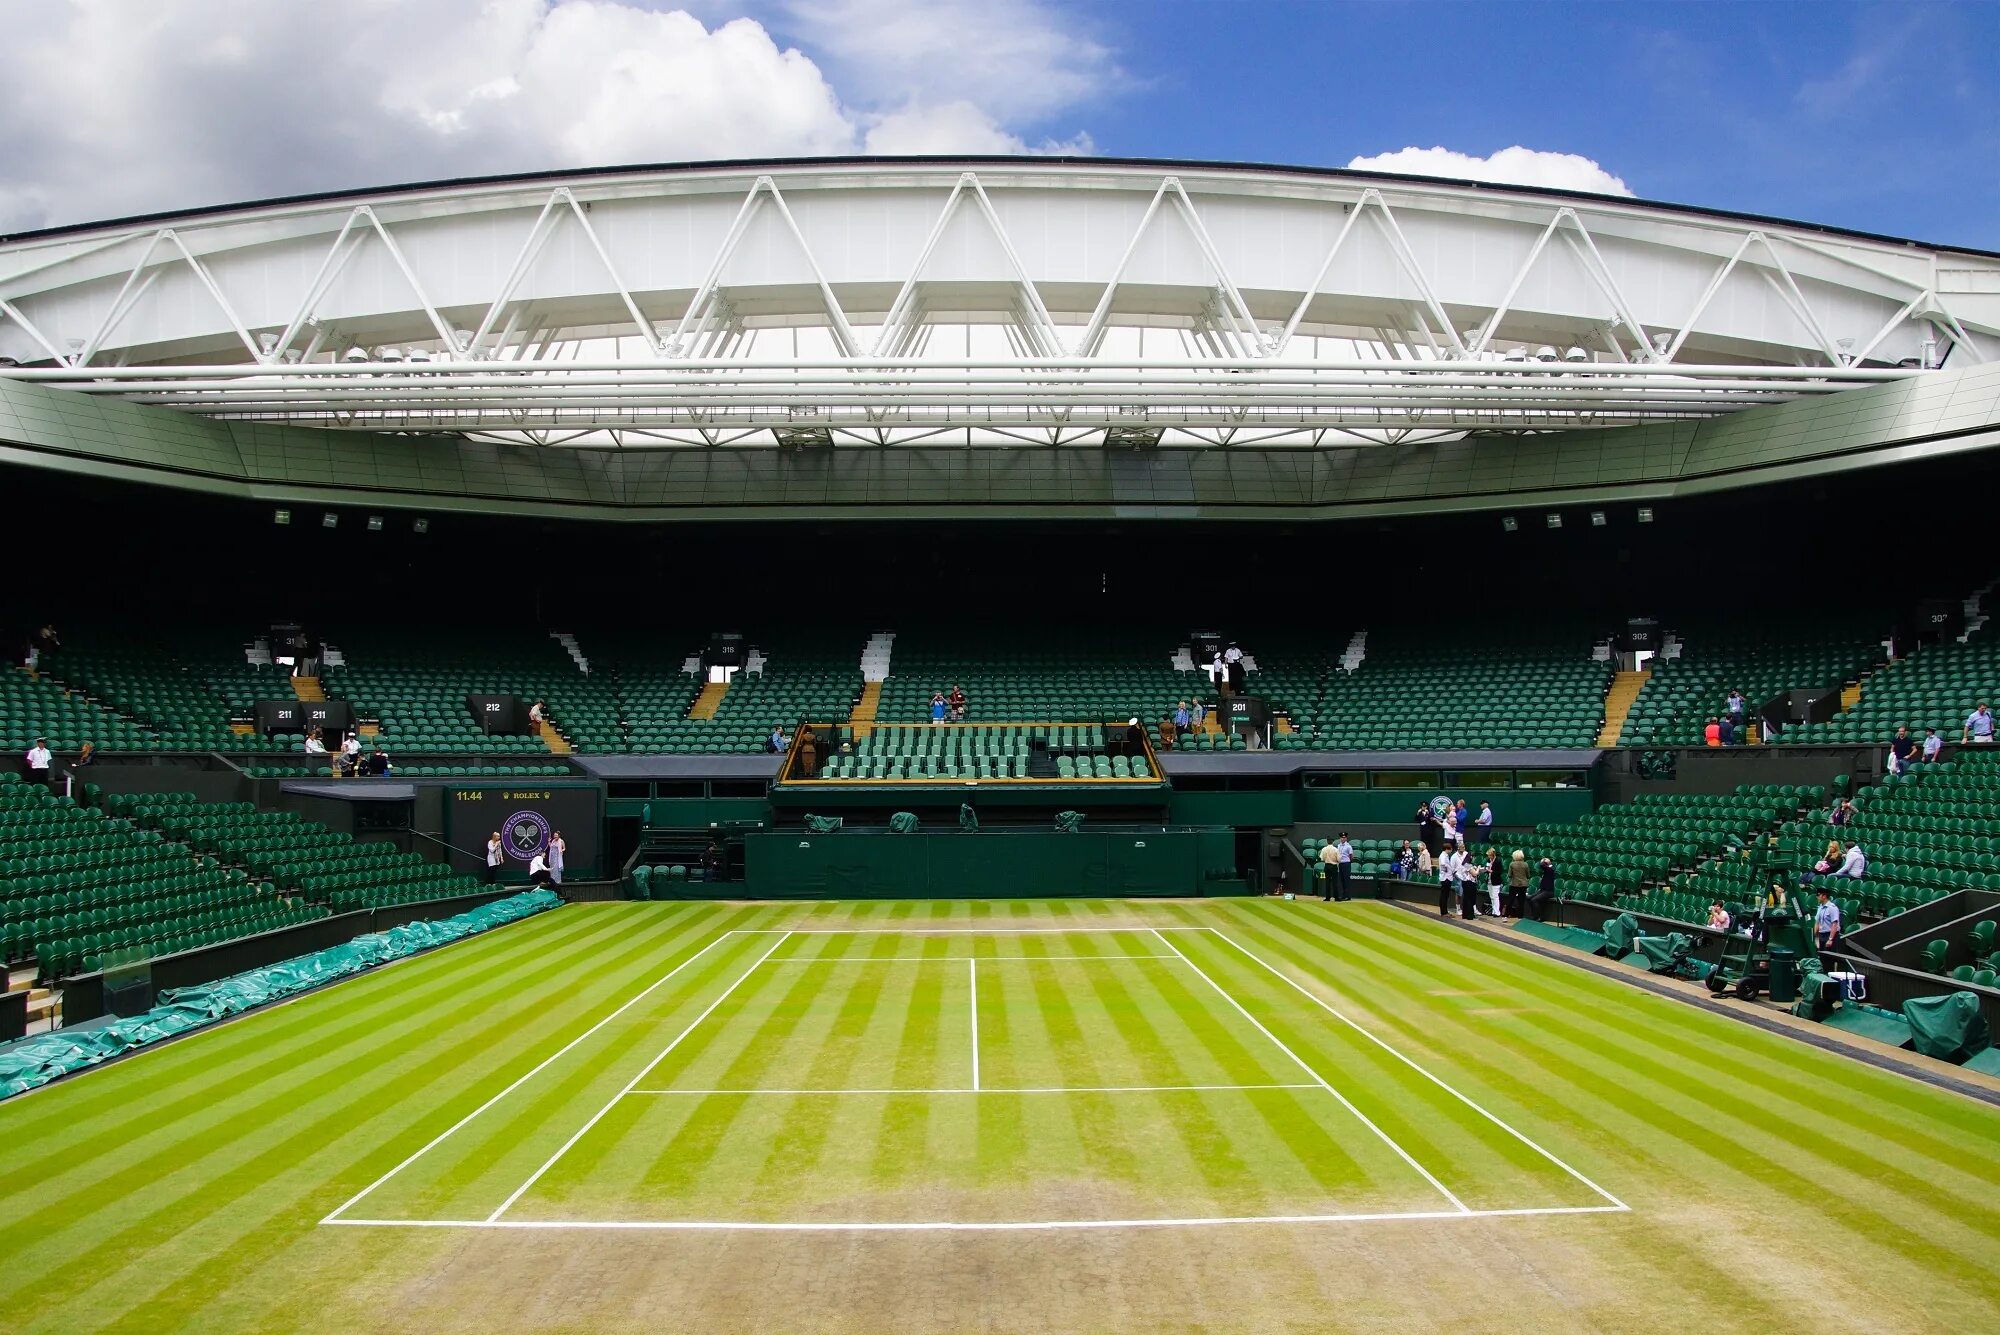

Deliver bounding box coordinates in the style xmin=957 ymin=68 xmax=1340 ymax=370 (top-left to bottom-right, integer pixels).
xmin=1 ymin=0 xmax=1994 ymax=247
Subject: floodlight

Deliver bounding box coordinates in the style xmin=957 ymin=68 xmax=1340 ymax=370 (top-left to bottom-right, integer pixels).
xmin=1637 ymin=507 xmax=1655 ymax=524
xmin=1545 ymin=512 xmax=1562 ymax=529
xmin=1590 ymin=510 xmax=1607 ymax=527
xmin=366 ymin=515 xmax=383 ymax=532
xmin=273 ymin=509 xmax=291 ymax=526
xmin=321 ymin=512 xmax=339 ymax=529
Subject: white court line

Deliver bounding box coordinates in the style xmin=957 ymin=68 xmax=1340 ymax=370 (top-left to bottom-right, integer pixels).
xmin=739 ymin=927 xmax=1208 ymax=935
xmin=1207 ymin=925 xmax=1629 ymax=1212
xmin=968 ymin=958 xmax=980 ymax=1092
xmin=320 ymin=926 xmax=744 ymax=1224
xmin=1149 ymin=928 xmax=1470 ymax=1215
xmin=484 ymin=931 xmax=792 ymax=1223
xmin=763 ymin=954 xmax=1182 ymax=962
xmin=325 ymin=1204 xmax=1628 ymax=1233
xmin=625 ymin=1084 xmax=1321 ymax=1096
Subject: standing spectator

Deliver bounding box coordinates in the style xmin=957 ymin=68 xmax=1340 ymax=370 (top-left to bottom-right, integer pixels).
xmin=1174 ymin=700 xmax=1192 ymax=732
xmin=24 ymin=737 xmax=52 ymax=788
xmin=484 ymin=831 xmax=504 ymax=884
xmin=548 ymin=830 xmax=566 ymax=886
xmin=1415 ymin=843 xmax=1434 ymax=878
xmin=1485 ymin=847 xmax=1506 ymax=917
xmin=1889 ymin=724 xmax=1917 ymax=774
xmin=930 ymin=692 xmax=948 ymax=725
xmin=1436 ymin=844 xmax=1459 ymax=916
xmin=1190 ymin=698 xmax=1206 ymax=733
xmin=1717 ymin=714 xmax=1736 ymax=747
xmin=367 ymin=748 xmax=391 ymax=776
xmin=1726 ymin=689 xmax=1746 ymax=722
xmin=1703 ymin=717 xmax=1722 ymax=747
xmin=948 ymin=683 xmax=967 ymax=721
xmin=1475 ymin=800 xmax=1494 ymax=844
xmin=1506 ymin=849 xmax=1531 ymax=916
xmin=1813 ymin=888 xmax=1843 ymax=953
xmin=1453 ymin=799 xmax=1471 ymax=842
xmin=1418 ymin=803 xmax=1444 ymax=858
xmin=341 ymin=731 xmax=361 ymax=764
xmin=1317 ymin=838 xmax=1339 ymax=901
xmin=1922 ymin=726 xmax=1944 ymax=765
xmin=1966 ymin=703 xmax=1995 ymax=745
xmin=528 ymin=699 xmax=546 ymax=727
xmin=1209 ymin=651 xmax=1227 ymax=695
xmin=1333 ymin=834 xmax=1353 ymax=902
xmin=703 ymin=840 xmax=723 ymax=882
xmin=1457 ymin=844 xmax=1481 ymax=919
xmin=1394 ymin=841 xmax=1416 ymax=880
xmin=1226 ymin=655 xmax=1247 ymax=698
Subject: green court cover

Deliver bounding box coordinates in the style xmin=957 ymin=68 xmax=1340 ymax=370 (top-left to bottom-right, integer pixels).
xmin=1903 ymin=991 xmax=1992 ymax=1063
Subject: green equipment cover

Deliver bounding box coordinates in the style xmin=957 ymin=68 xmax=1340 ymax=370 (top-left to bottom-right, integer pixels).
xmin=803 ymin=814 xmax=844 ymax=834
xmin=1903 ymin=991 xmax=1993 ymax=1063
xmin=1793 ymin=967 xmax=1835 ymax=1020
xmin=958 ymin=804 xmax=979 ymax=833
xmin=1601 ymin=913 xmax=1643 ymax=956
xmin=0 ymin=890 xmax=560 ymax=1100
xmin=1053 ymin=810 xmax=1084 ymax=834
xmin=1630 ymin=932 xmax=1695 ymax=974
xmin=888 ymin=812 xmax=920 ymax=834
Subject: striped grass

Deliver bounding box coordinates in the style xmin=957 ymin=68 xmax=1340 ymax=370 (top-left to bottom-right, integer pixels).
xmin=0 ymin=899 xmax=1995 ymax=1333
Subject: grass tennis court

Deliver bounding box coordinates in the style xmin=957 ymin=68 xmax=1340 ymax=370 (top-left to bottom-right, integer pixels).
xmin=3 ymin=899 xmax=1998 ymax=1332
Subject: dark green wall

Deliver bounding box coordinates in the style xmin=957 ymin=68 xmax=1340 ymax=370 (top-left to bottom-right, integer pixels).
xmin=724 ymin=829 xmax=1240 ymax=899
xmin=1295 ymin=787 xmax=1594 ymax=826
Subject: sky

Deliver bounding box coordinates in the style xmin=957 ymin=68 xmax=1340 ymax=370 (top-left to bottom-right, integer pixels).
xmin=0 ymin=0 xmax=1993 ymax=248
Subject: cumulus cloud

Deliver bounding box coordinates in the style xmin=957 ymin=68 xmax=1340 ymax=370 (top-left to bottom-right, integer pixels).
xmin=1345 ymin=146 xmax=1635 ymax=197
xmin=0 ymin=0 xmax=1111 ymax=232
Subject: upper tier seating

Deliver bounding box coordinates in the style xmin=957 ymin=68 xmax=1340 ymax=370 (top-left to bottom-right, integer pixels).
xmin=325 ymin=629 xmax=615 ymax=755
xmin=881 ymin=631 xmax=1188 ymax=728
xmin=41 ymin=634 xmax=293 ymax=752
xmin=605 ymin=632 xmax=862 ymax=755
xmin=810 ymin=723 xmax=1154 ymax=781
xmin=1790 ymin=624 xmax=2000 ymax=744
xmin=1 ymin=665 xmax=154 ymax=753
xmin=1280 ymin=625 xmax=1612 ymax=751
xmin=1618 ymin=619 xmax=1886 ymax=746
xmin=0 ymin=775 xmax=327 ymax=979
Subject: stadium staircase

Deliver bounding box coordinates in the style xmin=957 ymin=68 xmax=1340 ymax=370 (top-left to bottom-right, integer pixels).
xmin=687 ymin=680 xmax=729 ymax=720
xmin=848 ymin=682 xmax=882 ymax=739
xmin=536 ymin=721 xmax=572 ymax=754
xmin=1596 ymin=670 xmax=1650 ymax=746
xmin=291 ymin=675 xmax=325 ymax=703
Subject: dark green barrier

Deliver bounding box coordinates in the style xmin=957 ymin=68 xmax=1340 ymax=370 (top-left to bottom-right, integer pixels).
xmin=726 ymin=829 xmax=1238 ymax=899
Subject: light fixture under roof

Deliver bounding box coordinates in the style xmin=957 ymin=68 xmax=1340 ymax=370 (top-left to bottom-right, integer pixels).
xmin=273 ymin=508 xmax=290 ymax=526
xmin=321 ymin=512 xmax=339 ymax=529
xmin=1637 ymin=507 xmax=1654 ymax=523
xmin=1545 ymin=512 xmax=1562 ymax=529
xmin=366 ymin=515 xmax=383 ymax=532
xmin=1501 ymin=515 xmax=1518 ymax=533
xmin=1590 ymin=510 xmax=1607 ymax=527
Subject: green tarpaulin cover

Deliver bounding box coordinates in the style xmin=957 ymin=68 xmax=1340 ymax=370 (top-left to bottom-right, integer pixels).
xmin=1630 ymin=932 xmax=1695 ymax=973
xmin=958 ymin=804 xmax=979 ymax=833
xmin=1601 ymin=913 xmax=1643 ymax=956
xmin=1053 ymin=811 xmax=1083 ymax=833
xmin=1903 ymin=990 xmax=1993 ymax=1063
xmin=0 ymin=890 xmax=560 ymax=1099
xmin=888 ymin=812 xmax=920 ymax=834
xmin=803 ymin=815 xmax=844 ymax=834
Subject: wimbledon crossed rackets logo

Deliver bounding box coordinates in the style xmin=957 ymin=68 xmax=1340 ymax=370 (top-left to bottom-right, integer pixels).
xmin=504 ymin=810 xmax=551 ymax=861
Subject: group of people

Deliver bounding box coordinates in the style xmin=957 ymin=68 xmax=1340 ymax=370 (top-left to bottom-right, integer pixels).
xmin=928 ymin=684 xmax=968 ymax=724
xmin=1157 ymin=698 xmax=1210 ymax=749
xmin=484 ymin=828 xmax=567 ymax=885
xmin=1702 ymin=689 xmax=1756 ymax=746
xmin=1208 ymin=645 xmax=1247 ymax=698
xmin=306 ymin=728 xmax=392 ymax=777
xmin=1425 ymin=846 xmax=1556 ymax=922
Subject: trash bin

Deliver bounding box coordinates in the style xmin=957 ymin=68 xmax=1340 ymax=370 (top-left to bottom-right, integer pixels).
xmin=1767 ymin=947 xmax=1801 ymax=1004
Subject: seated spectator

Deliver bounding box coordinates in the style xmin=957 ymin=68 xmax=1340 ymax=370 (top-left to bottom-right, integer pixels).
xmin=1703 ymin=717 xmax=1722 ymax=746
xmin=1922 ymin=726 xmax=1944 ymax=764
xmin=1965 ymin=702 xmax=1995 ymax=744
xmin=1889 ymin=724 xmax=1917 ymax=774
xmin=767 ymin=725 xmax=788 ymax=753
xmin=1707 ymin=901 xmax=1731 ymax=932
xmin=1829 ymin=798 xmax=1856 ymax=827
xmin=303 ymin=729 xmax=326 ymax=755
xmin=1829 ymin=842 xmax=1867 ymax=880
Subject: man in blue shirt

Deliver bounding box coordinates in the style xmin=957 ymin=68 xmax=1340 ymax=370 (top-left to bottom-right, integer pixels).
xmin=1333 ymin=834 xmax=1353 ymax=902
xmin=1965 ymin=703 xmax=1994 ymax=744
xmin=1813 ymin=889 xmax=1842 ymax=952
xmin=1174 ymin=700 xmax=1192 ymax=731
xmin=1923 ymin=727 xmax=1944 ymax=764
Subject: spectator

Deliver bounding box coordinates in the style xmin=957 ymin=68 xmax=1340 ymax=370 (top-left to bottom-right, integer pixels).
xmin=1528 ymin=857 xmax=1557 ymax=922
xmin=703 ymin=840 xmax=723 ymax=882
xmin=485 ymin=831 xmax=504 ymax=884
xmin=1718 ymin=714 xmax=1736 ymax=747
xmin=1209 ymin=651 xmax=1227 ymax=695
xmin=948 ymin=683 xmax=967 ymax=721
xmin=1442 ymin=804 xmax=1460 ymax=847
xmin=1415 ymin=843 xmax=1434 ymax=878
xmin=1174 ymin=700 xmax=1192 ymax=732
xmin=1889 ymin=724 xmax=1917 ymax=774
xmin=1813 ymin=888 xmax=1843 ymax=952
xmin=341 ymin=732 xmax=361 ymax=762
xmin=1506 ymin=849 xmax=1531 ymax=916
xmin=767 ymin=725 xmax=788 ymax=754
xmin=24 ymin=737 xmax=52 ymax=788
xmin=366 ymin=748 xmax=391 ymax=776
xmin=930 ymin=692 xmax=948 ymax=725
xmin=1829 ymin=841 xmax=1867 ymax=881
xmin=1726 ymin=689 xmax=1746 ymax=721
xmin=1475 ymin=800 xmax=1494 ymax=843
xmin=1485 ymin=847 xmax=1506 ymax=917
xmin=1333 ymin=834 xmax=1354 ymax=902
xmin=74 ymin=741 xmax=94 ymax=768
xmin=1923 ymin=726 xmax=1944 ymax=765
xmin=1190 ymin=698 xmax=1206 ymax=732
xmin=1394 ymin=841 xmax=1416 ymax=880
xmin=548 ymin=830 xmax=566 ymax=886
xmin=527 ymin=849 xmax=552 ymax=887
xmin=1157 ymin=715 xmax=1178 ymax=750
xmin=1707 ymin=901 xmax=1731 ymax=932
xmin=1227 ymin=655 xmax=1247 ymax=698
xmin=795 ymin=725 xmax=819 ymax=777
xmin=1829 ymin=798 xmax=1855 ymax=828
xmin=528 ymin=699 xmax=546 ymax=727
xmin=1457 ymin=844 xmax=1481 ymax=919
xmin=1453 ymin=799 xmax=1471 ymax=841
xmin=1965 ymin=702 xmax=1995 ymax=744
xmin=1436 ymin=844 xmax=1459 ymax=917
xmin=1704 ymin=717 xmax=1722 ymax=747
xmin=303 ymin=729 xmax=327 ymax=755
xmin=1317 ymin=838 xmax=1339 ymax=902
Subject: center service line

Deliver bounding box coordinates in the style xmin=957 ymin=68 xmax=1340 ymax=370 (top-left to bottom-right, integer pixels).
xmin=969 ymin=958 xmax=980 ymax=1092
xmin=1148 ymin=928 xmax=1471 ymax=1215
xmin=486 ymin=930 xmax=792 ymax=1223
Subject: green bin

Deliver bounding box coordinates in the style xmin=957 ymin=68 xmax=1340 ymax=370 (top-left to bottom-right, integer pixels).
xmin=1767 ymin=947 xmax=1801 ymax=1004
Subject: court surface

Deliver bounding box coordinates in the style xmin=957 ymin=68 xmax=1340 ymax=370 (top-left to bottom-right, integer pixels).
xmin=2 ymin=899 xmax=1996 ymax=1333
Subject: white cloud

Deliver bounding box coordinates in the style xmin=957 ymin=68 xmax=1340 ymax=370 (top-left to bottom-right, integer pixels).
xmin=863 ymin=101 xmax=1092 ymax=157
xmin=0 ymin=0 xmax=1110 ymax=232
xmin=1345 ymin=146 xmax=1635 ymax=198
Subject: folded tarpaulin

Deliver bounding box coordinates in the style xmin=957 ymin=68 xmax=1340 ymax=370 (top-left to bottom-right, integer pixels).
xmin=1903 ymin=990 xmax=1993 ymax=1063
xmin=0 ymin=890 xmax=560 ymax=1099
xmin=1601 ymin=913 xmax=1643 ymax=956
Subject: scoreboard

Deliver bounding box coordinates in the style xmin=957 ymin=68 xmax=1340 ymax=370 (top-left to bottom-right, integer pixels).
xmin=445 ymin=783 xmax=602 ymax=879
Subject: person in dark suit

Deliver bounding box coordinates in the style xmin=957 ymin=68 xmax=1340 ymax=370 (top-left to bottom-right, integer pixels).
xmin=1528 ymin=857 xmax=1557 ymax=921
